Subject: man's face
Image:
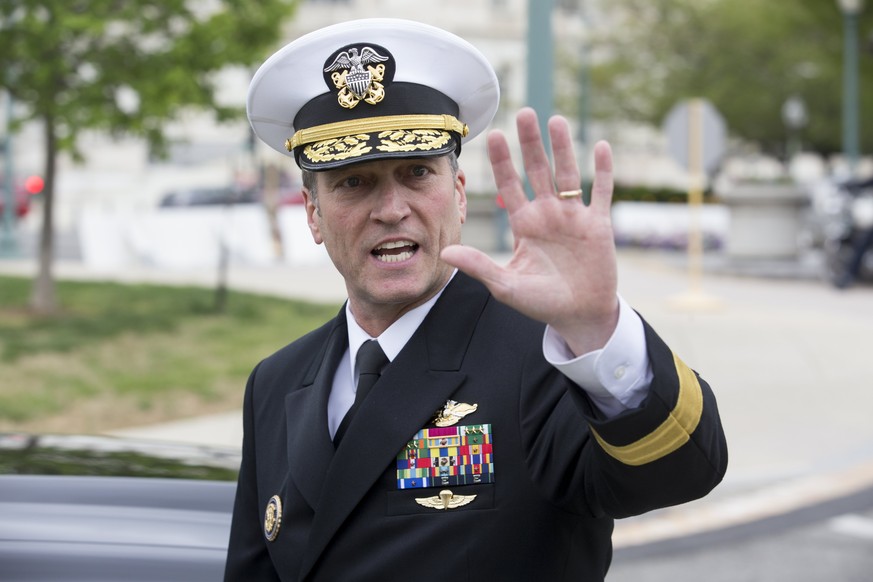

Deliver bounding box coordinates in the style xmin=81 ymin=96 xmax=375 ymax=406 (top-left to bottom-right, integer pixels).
xmin=304 ymin=155 xmax=467 ymax=327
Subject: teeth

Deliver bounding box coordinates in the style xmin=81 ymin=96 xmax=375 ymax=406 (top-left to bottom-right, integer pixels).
xmin=376 ymin=240 xmax=414 ymax=250
xmin=373 ymin=240 xmax=416 ymax=263
xmin=376 ymin=251 xmax=414 ymax=263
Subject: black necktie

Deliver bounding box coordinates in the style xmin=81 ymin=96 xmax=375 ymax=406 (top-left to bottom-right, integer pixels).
xmin=334 ymin=340 xmax=388 ymax=445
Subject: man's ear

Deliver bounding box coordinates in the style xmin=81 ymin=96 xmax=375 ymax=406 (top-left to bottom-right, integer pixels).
xmin=302 ymin=188 xmax=324 ymax=245
xmin=455 ymin=168 xmax=468 ymax=224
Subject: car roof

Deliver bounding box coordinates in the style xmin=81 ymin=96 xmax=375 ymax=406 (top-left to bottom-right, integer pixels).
xmin=0 ymin=434 xmax=239 ymax=580
xmin=0 ymin=475 xmax=235 ymax=581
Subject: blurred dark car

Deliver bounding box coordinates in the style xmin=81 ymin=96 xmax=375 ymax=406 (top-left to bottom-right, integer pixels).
xmin=0 ymin=433 xmax=239 ymax=581
xmin=158 ymin=182 xmax=304 ymax=209
xmin=158 ymin=186 xmax=259 ymax=207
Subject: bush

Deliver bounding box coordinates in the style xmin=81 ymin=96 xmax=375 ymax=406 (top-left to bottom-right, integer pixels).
xmin=612 ymin=185 xmax=719 ymax=204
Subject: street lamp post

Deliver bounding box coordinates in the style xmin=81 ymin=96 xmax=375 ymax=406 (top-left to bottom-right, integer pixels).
xmin=781 ymin=95 xmax=808 ymax=161
xmin=527 ymin=0 xmax=554 ymax=150
xmin=837 ymin=0 xmax=864 ymax=175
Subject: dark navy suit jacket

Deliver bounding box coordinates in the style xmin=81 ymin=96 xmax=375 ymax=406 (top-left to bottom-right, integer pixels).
xmin=225 ymin=272 xmax=727 ymax=581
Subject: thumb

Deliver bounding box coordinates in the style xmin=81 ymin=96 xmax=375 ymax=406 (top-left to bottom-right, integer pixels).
xmin=441 ymin=245 xmax=507 ymax=292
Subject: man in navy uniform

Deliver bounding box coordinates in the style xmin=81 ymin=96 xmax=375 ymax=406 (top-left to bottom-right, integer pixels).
xmin=226 ymin=18 xmax=727 ymax=581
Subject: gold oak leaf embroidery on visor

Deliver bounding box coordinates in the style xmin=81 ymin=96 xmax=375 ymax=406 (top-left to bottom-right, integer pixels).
xmin=302 ymin=129 xmax=455 ymax=163
xmin=377 ymin=129 xmax=453 ymax=153
xmin=590 ymin=353 xmax=704 ymax=466
xmin=304 ymin=134 xmax=373 ymax=163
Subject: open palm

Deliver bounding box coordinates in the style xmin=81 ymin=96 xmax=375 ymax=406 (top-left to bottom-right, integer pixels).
xmin=442 ymin=108 xmax=619 ymax=355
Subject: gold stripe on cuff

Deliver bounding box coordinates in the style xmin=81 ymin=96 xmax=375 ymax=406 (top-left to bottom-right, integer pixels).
xmin=591 ymin=353 xmax=703 ymax=466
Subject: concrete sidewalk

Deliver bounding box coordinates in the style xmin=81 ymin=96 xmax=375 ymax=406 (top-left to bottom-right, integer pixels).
xmin=3 ymin=248 xmax=873 ymax=550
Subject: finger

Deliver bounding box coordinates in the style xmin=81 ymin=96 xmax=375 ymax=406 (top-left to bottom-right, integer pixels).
xmin=549 ymin=115 xmax=581 ymax=196
xmin=441 ymin=244 xmax=510 ymax=296
xmin=487 ymin=130 xmax=527 ymax=214
xmin=589 ymin=140 xmax=614 ymax=213
xmin=516 ymin=108 xmax=555 ymax=199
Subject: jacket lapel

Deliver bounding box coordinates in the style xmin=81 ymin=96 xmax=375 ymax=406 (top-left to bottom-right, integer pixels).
xmin=285 ymin=309 xmax=349 ymax=509
xmin=298 ymin=273 xmax=490 ymax=580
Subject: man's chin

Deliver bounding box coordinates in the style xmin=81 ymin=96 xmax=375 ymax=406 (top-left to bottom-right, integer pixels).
xmin=366 ymin=273 xmax=448 ymax=307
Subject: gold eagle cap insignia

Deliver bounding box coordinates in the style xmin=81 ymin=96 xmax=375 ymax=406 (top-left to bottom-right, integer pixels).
xmin=415 ymin=489 xmax=477 ymax=510
xmin=432 ymin=400 xmax=478 ymax=427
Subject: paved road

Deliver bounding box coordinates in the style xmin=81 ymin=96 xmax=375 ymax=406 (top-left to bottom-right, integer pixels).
xmin=610 ymin=251 xmax=873 ymax=580
xmin=609 ymin=489 xmax=873 ymax=581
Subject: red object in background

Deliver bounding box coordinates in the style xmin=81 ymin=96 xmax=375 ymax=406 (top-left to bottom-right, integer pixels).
xmin=0 ymin=176 xmax=41 ymax=218
xmin=495 ymin=194 xmax=506 ymax=209
xmin=24 ymin=175 xmax=44 ymax=195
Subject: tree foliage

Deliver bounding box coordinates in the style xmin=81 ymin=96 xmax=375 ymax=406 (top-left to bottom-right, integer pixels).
xmin=0 ymin=0 xmax=298 ymax=313
xmin=584 ymin=0 xmax=873 ymax=157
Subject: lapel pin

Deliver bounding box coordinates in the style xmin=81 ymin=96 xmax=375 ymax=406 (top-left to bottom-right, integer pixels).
xmin=415 ymin=489 xmax=477 ymax=510
xmin=263 ymin=495 xmax=283 ymax=542
xmin=432 ymin=400 xmax=478 ymax=427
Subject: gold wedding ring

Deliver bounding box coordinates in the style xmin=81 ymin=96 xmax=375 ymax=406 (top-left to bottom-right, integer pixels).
xmin=557 ymin=189 xmax=583 ymax=200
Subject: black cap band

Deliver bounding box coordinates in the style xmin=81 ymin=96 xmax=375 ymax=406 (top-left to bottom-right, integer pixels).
xmin=293 ymin=83 xmax=460 ymax=133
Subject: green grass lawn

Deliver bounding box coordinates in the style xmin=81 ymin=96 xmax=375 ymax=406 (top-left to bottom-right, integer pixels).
xmin=0 ymin=275 xmax=340 ymax=433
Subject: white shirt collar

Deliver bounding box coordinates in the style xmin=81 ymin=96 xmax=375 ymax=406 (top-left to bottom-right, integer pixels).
xmin=345 ymin=269 xmax=457 ymax=376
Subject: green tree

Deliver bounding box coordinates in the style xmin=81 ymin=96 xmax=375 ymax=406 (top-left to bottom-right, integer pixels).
xmin=0 ymin=0 xmax=297 ymax=314
xmin=583 ymin=0 xmax=873 ymax=158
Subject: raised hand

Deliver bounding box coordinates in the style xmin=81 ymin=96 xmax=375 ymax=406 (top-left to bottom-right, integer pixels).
xmin=441 ymin=107 xmax=619 ymax=356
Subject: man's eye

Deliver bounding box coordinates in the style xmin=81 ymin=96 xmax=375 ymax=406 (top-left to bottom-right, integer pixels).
xmin=343 ymin=176 xmax=362 ymax=188
xmin=411 ymin=165 xmax=429 ymax=177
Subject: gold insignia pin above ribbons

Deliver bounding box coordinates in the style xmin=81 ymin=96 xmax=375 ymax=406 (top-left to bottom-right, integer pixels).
xmin=415 ymin=489 xmax=477 ymax=510
xmin=432 ymin=400 xmax=478 ymax=427
xmin=263 ymin=495 xmax=283 ymax=542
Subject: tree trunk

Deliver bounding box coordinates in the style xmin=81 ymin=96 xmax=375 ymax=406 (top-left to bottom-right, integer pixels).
xmin=30 ymin=116 xmax=57 ymax=315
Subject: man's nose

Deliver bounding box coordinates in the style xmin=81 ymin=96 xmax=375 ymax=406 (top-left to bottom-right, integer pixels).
xmin=370 ymin=182 xmax=410 ymax=223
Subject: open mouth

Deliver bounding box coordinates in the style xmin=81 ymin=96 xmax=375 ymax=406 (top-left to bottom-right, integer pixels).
xmin=372 ymin=240 xmax=419 ymax=263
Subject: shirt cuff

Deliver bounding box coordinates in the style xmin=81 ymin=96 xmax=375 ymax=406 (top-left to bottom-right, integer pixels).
xmin=543 ymin=294 xmax=653 ymax=417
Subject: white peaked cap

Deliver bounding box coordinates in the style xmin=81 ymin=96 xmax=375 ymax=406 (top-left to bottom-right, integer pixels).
xmin=247 ymin=18 xmax=500 ymax=170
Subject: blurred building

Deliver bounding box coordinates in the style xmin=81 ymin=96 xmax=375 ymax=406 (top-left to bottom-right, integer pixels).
xmin=9 ymin=2 xmax=588 ymax=227
xmin=8 ymin=0 xmax=722 ymax=266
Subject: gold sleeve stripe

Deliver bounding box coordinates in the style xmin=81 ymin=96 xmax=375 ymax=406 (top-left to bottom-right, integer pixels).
xmin=591 ymin=353 xmax=704 ymax=466
xmin=286 ymin=114 xmax=469 ymax=150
